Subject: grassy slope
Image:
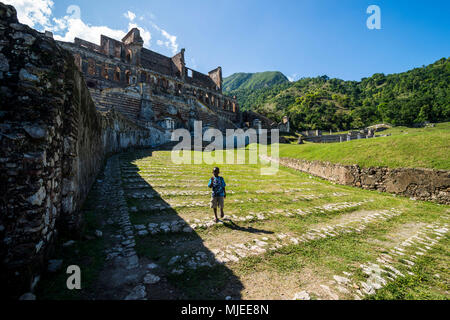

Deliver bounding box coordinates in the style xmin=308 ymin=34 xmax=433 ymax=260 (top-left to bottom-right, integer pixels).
xmin=275 ymin=122 xmax=450 ymax=170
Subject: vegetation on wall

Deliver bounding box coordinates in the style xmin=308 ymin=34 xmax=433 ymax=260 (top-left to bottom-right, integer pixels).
xmin=224 ymin=58 xmax=450 ymax=131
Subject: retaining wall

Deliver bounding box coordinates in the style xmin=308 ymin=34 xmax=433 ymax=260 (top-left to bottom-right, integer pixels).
xmin=0 ymin=3 xmax=165 ymax=298
xmin=261 ymin=156 xmax=449 ymax=205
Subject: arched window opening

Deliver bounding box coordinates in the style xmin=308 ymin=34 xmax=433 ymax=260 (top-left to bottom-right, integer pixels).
xmin=126 ymin=50 xmax=132 ymax=63
xmin=102 ymin=65 xmax=109 ymax=80
xmin=114 ymin=67 xmax=121 ymax=82
xmin=125 ymin=70 xmax=131 ymax=85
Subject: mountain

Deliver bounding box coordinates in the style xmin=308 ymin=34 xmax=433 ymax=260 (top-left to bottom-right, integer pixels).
xmin=225 ymin=58 xmax=450 ymax=131
xmin=223 ymin=71 xmax=289 ymax=92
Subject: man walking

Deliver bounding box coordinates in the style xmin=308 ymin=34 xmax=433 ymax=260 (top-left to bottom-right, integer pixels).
xmin=208 ymin=167 xmax=226 ymax=223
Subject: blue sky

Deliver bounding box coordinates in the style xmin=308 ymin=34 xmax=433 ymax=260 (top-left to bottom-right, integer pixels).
xmin=6 ymin=0 xmax=450 ymax=80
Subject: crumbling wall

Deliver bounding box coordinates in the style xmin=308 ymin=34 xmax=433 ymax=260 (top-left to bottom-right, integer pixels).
xmin=208 ymin=67 xmax=222 ymax=91
xmin=242 ymin=111 xmax=276 ymax=129
xmin=0 ymin=3 xmax=165 ymax=298
xmin=261 ymin=156 xmax=450 ymax=204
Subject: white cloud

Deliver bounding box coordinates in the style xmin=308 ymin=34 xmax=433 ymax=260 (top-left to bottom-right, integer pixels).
xmin=3 ymin=0 xmax=54 ymax=29
xmin=52 ymin=10 xmax=153 ymax=47
xmin=160 ymin=29 xmax=178 ymax=54
xmin=53 ymin=17 xmax=127 ymax=45
xmin=128 ymin=22 xmax=152 ymax=48
xmin=124 ymin=11 xmax=136 ymax=22
xmin=151 ymin=22 xmax=179 ymax=55
xmin=190 ymin=58 xmax=198 ymax=69
xmin=288 ymin=73 xmax=300 ymax=82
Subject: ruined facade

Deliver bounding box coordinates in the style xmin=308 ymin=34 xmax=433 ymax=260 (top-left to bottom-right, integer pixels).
xmin=57 ymin=28 xmax=242 ymax=134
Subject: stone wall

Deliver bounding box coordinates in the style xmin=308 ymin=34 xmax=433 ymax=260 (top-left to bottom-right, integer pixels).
xmin=301 ymin=129 xmax=377 ymax=144
xmin=0 ymin=3 xmax=166 ymax=298
xmin=261 ymin=156 xmax=450 ymax=204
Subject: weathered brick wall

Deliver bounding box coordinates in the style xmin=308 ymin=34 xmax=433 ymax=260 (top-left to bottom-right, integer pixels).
xmin=0 ymin=3 xmax=166 ymax=298
xmin=261 ymin=156 xmax=450 ymax=204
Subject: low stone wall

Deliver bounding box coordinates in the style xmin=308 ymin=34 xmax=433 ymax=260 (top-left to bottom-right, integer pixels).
xmin=0 ymin=3 xmax=165 ymax=298
xmin=261 ymin=156 xmax=449 ymax=205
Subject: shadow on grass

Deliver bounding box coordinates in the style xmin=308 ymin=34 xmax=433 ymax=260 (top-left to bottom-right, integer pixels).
xmin=221 ymin=219 xmax=274 ymax=235
xmin=120 ymin=148 xmax=245 ymax=300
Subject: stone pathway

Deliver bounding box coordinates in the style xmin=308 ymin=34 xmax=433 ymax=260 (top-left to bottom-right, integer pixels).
xmin=90 ymin=155 xmax=176 ymax=300
xmin=132 ymin=200 xmax=372 ymax=235
xmin=293 ymin=223 xmax=449 ymax=300
xmin=163 ymin=208 xmax=403 ymax=274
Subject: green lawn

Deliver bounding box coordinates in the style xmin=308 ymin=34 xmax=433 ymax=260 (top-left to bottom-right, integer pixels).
xmin=36 ymin=148 xmax=449 ymax=300
xmin=275 ymin=122 xmax=450 ymax=169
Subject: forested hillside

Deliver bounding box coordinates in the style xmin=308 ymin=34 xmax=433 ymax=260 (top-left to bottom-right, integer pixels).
xmin=223 ymin=71 xmax=289 ymax=92
xmin=225 ymin=58 xmax=450 ymax=131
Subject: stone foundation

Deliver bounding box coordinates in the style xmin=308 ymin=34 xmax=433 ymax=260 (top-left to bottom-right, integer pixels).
xmin=261 ymin=156 xmax=450 ymax=204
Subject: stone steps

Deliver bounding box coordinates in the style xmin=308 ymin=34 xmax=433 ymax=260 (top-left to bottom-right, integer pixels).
xmin=161 ymin=208 xmax=404 ymax=275
xmin=302 ymin=223 xmax=449 ymax=300
xmin=132 ymin=200 xmax=373 ymax=236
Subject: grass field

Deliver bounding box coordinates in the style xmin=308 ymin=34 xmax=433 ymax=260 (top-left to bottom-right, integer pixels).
xmin=35 ymin=148 xmax=449 ymax=300
xmin=277 ymin=122 xmax=450 ymax=170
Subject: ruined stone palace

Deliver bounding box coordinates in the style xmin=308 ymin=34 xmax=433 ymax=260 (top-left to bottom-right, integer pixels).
xmin=57 ymin=28 xmax=242 ymax=136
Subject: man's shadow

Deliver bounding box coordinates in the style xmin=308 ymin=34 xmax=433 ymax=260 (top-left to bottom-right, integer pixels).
xmin=220 ymin=219 xmax=274 ymax=235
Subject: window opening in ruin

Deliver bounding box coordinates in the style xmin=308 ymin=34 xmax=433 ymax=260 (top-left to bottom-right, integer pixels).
xmin=125 ymin=71 xmax=131 ymax=85
xmin=88 ymin=59 xmax=95 ymax=75
xmin=114 ymin=67 xmax=121 ymax=81
xmin=102 ymin=66 xmax=109 ymax=80
xmin=187 ymin=69 xmax=193 ymax=78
